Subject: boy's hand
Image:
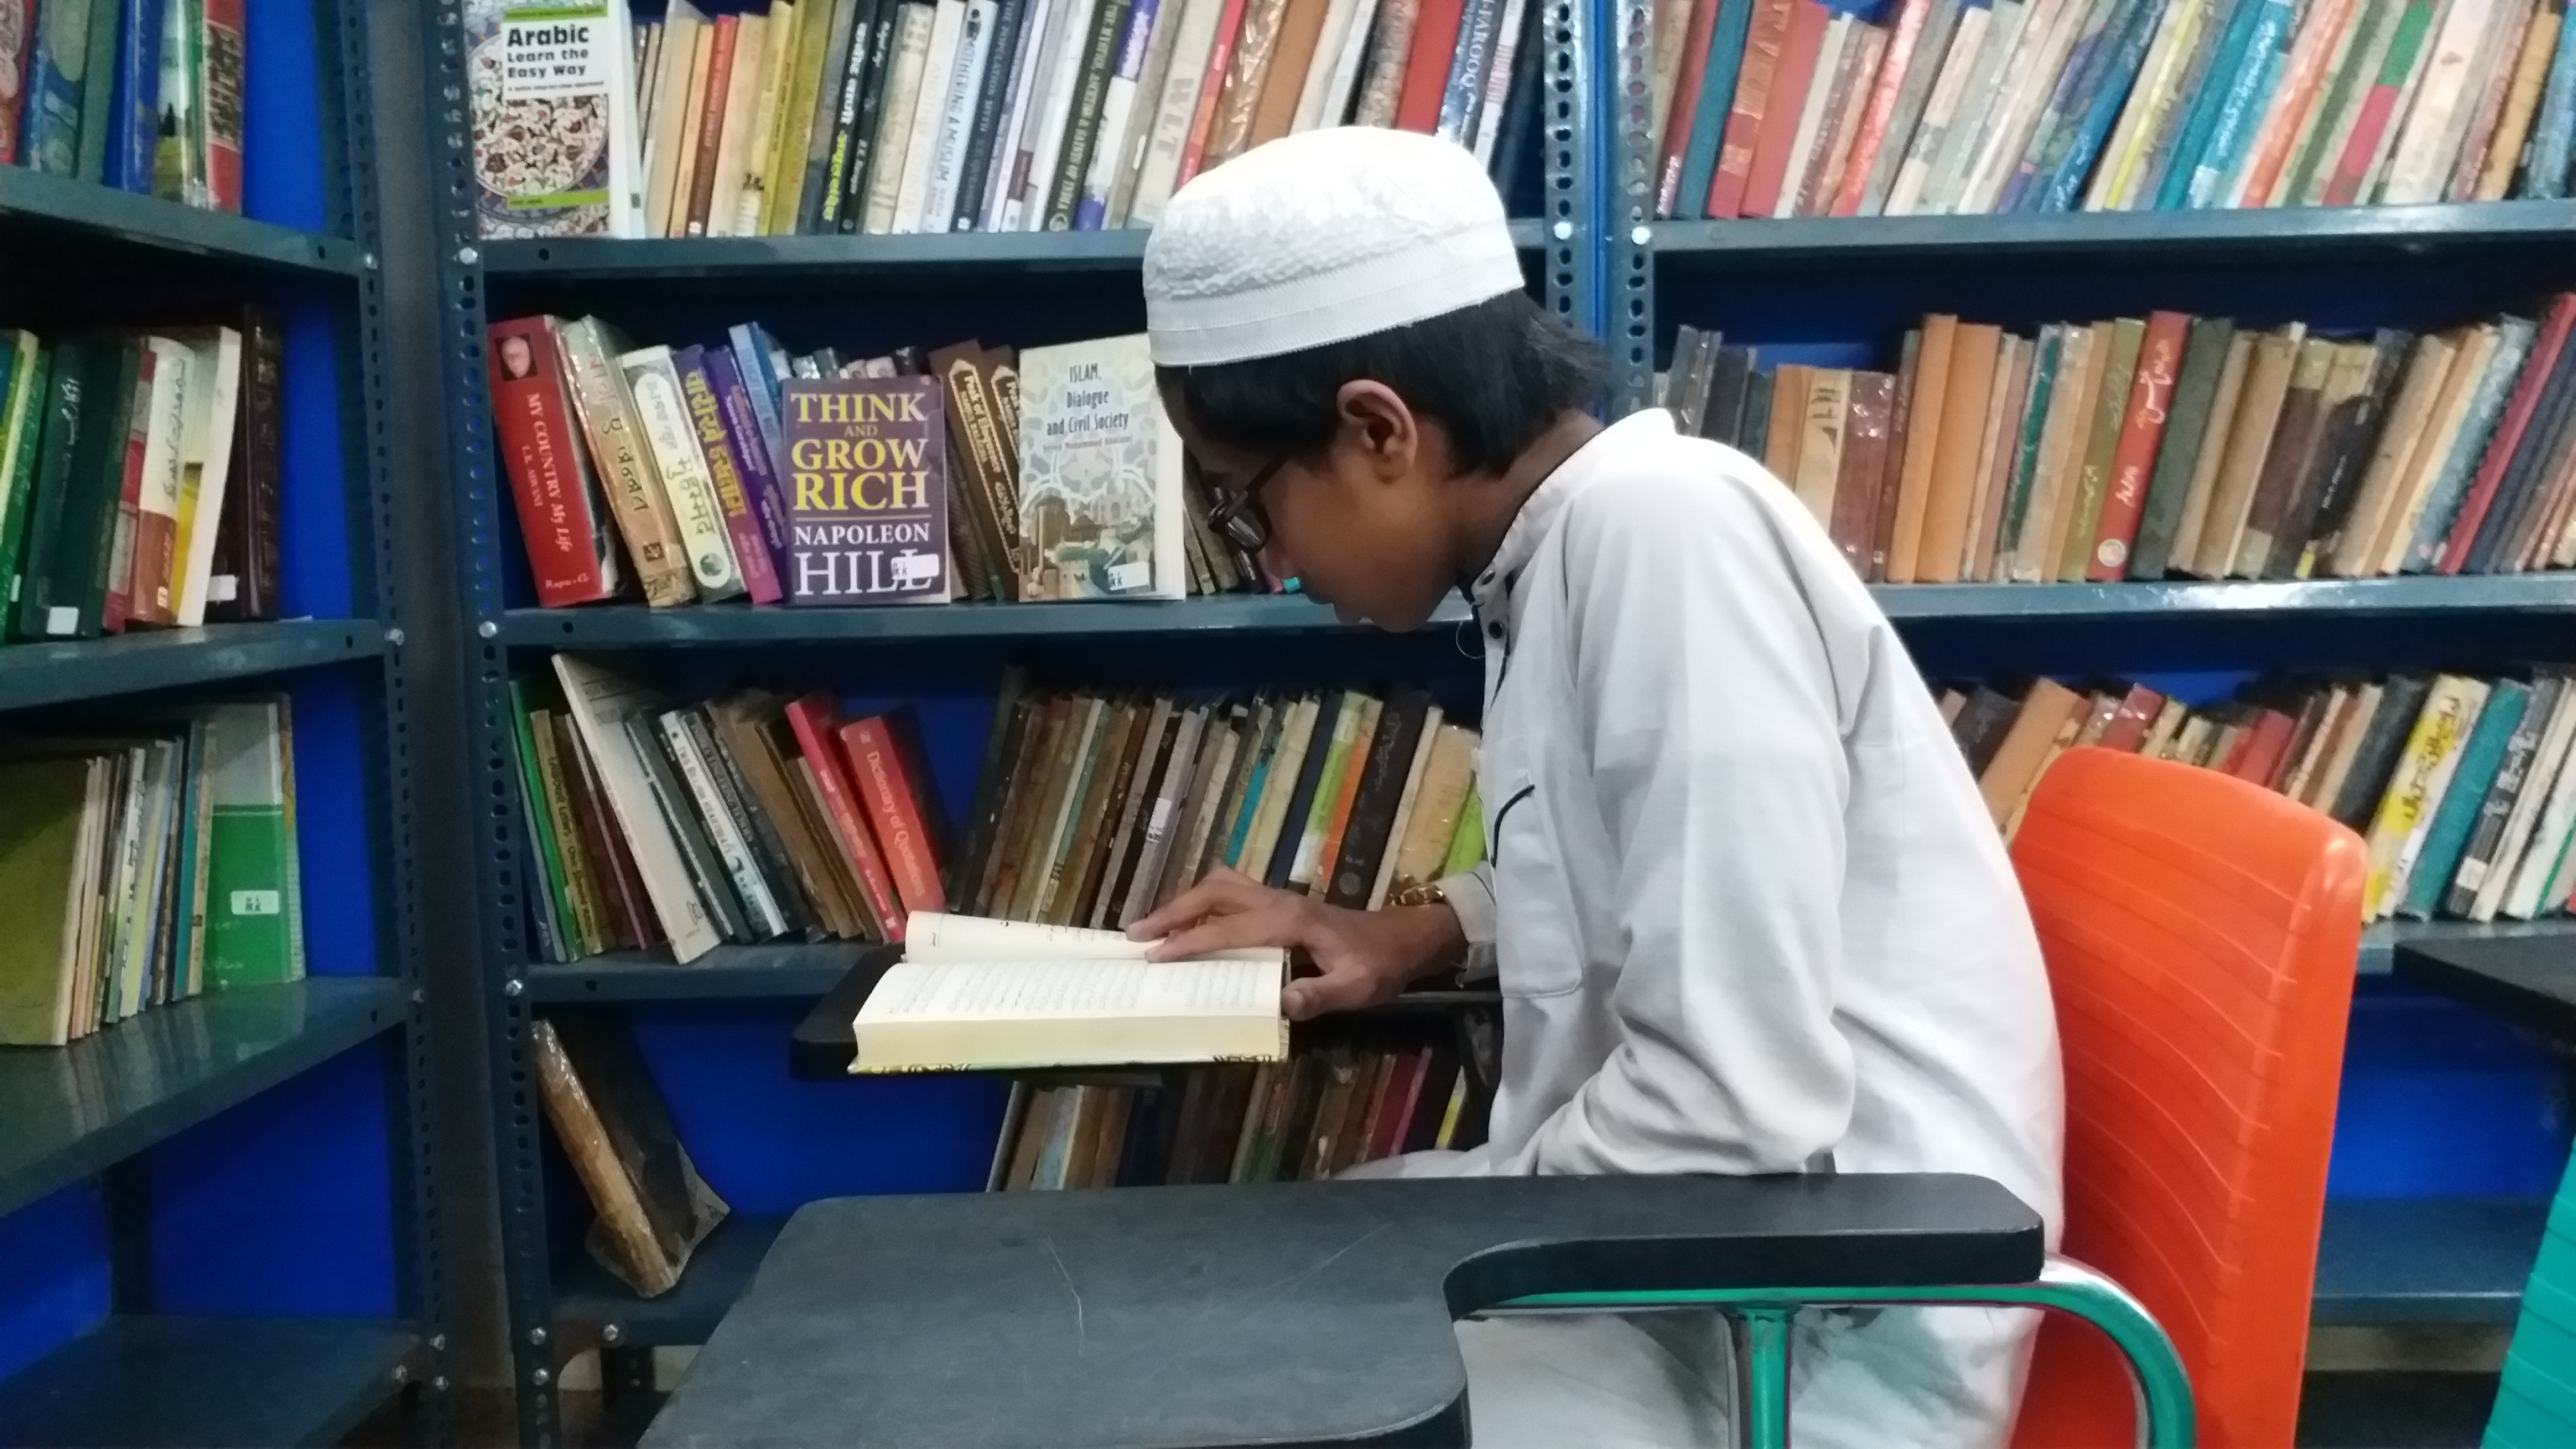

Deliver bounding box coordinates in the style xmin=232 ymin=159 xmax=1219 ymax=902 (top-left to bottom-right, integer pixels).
xmin=1128 ymin=867 xmax=1465 ymax=1021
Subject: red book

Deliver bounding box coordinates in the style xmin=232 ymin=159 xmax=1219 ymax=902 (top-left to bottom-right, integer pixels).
xmin=2233 ymin=709 xmax=2300 ymax=789
xmin=1370 ymin=1049 xmax=1431 ymax=1161
xmin=1394 ymin=0 xmax=1472 ymax=133
xmin=2087 ymin=310 xmax=2191 ymax=581
xmin=687 ymin=16 xmax=742 ymax=236
xmin=486 ymin=318 xmax=617 ymax=607
xmin=1707 ymin=0 xmax=1794 ymax=217
xmin=837 ymin=715 xmax=946 ymax=913
xmin=0 ymin=0 xmax=33 ymax=165
xmin=1655 ymin=0 xmax=1726 ymax=216
xmin=2096 ymin=685 xmax=2166 ymax=754
xmin=102 ymin=349 xmax=157 ymax=634
xmin=1175 ymin=0 xmax=1254 ymax=188
xmin=2440 ymin=293 xmax=2576 ymax=574
xmin=1830 ymin=0 xmax=1932 ymax=216
xmin=1739 ymin=0 xmax=1829 ymax=219
xmin=204 ymin=0 xmax=246 ymax=211
xmin=785 ymin=693 xmax=910 ymax=939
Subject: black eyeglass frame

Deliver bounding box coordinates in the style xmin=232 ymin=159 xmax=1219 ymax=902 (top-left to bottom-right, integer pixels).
xmin=1201 ymin=455 xmax=1288 ymax=552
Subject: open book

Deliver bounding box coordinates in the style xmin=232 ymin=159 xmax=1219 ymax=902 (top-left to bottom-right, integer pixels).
xmin=848 ymin=912 xmax=1289 ymax=1073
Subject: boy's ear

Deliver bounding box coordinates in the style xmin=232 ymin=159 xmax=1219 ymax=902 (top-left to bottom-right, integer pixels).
xmin=1334 ymin=381 xmax=1419 ymax=481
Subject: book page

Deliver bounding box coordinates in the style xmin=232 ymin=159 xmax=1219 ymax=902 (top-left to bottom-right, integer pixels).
xmin=903 ymin=910 xmax=1282 ymax=964
xmin=859 ymin=958 xmax=1282 ymax=1022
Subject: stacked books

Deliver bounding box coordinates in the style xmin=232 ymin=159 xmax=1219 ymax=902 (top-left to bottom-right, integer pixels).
xmin=2 ymin=0 xmax=246 ymax=208
xmin=1947 ymin=668 xmax=2576 ymax=924
xmin=1660 ymin=293 xmax=2576 ymax=584
xmin=950 ymin=677 xmax=1486 ymax=932
xmin=470 ymin=0 xmax=1546 ymax=239
xmin=0 ymin=695 xmax=307 ymax=1047
xmin=983 ymin=1009 xmax=1499 ymax=1188
xmin=491 ymin=316 xmax=1288 ymax=610
xmin=0 ymin=319 xmax=284 ymax=644
xmin=1647 ymin=0 xmax=2576 ymax=220
xmin=518 ymin=656 xmax=955 ymax=964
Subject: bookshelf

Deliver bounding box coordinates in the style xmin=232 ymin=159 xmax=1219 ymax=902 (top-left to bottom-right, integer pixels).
xmin=427 ymin=0 xmax=1606 ymax=1437
xmin=1606 ymin=0 xmax=2576 ymax=1355
xmin=0 ymin=0 xmax=446 ymax=1441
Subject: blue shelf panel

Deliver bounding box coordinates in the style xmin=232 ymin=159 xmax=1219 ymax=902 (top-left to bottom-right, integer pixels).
xmin=0 ymin=978 xmax=404 ymax=1218
xmin=480 ymin=220 xmax=1552 ymax=280
xmin=505 ymin=574 xmax=2576 ymax=648
xmin=0 ymin=168 xmax=363 ymax=279
xmin=0 ymin=621 xmax=384 ymax=712
xmin=0 ymin=1315 xmax=415 ymax=1448
xmin=2359 ymin=919 xmax=2576 ymax=976
xmin=2312 ymin=1197 xmax=2547 ymax=1325
xmin=1654 ymin=201 xmax=2576 ymax=268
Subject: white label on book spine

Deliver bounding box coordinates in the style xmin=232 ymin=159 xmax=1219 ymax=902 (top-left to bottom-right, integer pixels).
xmin=230 ymin=889 xmax=283 ymax=916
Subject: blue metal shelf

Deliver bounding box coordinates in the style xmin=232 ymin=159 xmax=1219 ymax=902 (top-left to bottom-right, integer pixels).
xmin=555 ymin=1213 xmax=785 ymax=1347
xmin=0 ymin=1315 xmax=416 ymax=1448
xmin=1653 ymin=200 xmax=2576 ymax=268
xmin=481 ymin=220 xmax=1552 ymax=280
xmin=0 ymin=621 xmax=385 ymax=712
xmin=504 ymin=574 xmax=2576 ymax=648
xmin=2359 ymin=918 xmax=2576 ymax=976
xmin=0 ymin=977 xmax=405 ymax=1218
xmin=524 ymin=944 xmax=865 ymax=1002
xmin=0 ymin=167 xmax=365 ymax=279
xmin=2312 ymin=1196 xmax=2547 ymax=1325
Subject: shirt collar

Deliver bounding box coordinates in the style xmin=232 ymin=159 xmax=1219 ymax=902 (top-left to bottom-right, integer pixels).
xmin=1463 ymin=408 xmax=1675 ymax=636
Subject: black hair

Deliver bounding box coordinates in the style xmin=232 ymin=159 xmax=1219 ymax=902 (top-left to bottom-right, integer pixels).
xmin=1159 ymin=289 xmax=1606 ymax=476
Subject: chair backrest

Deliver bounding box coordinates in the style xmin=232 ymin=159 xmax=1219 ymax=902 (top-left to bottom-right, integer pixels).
xmin=2007 ymin=748 xmax=2365 ymax=1449
xmin=2487 ymin=1149 xmax=2576 ymax=1446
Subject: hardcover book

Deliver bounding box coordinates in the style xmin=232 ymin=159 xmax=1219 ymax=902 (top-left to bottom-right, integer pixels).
xmin=1016 ymin=334 xmax=1183 ymax=600
xmin=781 ymin=375 xmax=953 ymax=604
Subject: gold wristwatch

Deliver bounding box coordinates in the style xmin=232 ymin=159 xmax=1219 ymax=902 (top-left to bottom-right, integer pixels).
xmin=1388 ymin=879 xmax=1448 ymax=909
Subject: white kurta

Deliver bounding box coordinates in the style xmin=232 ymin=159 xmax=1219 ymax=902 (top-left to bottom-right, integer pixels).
xmin=1362 ymin=408 xmax=2064 ymax=1447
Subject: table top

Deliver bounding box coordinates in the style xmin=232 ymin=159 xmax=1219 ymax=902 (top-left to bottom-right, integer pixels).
xmin=2393 ymin=932 xmax=2576 ymax=1045
xmin=641 ymin=1172 xmax=2043 ymax=1449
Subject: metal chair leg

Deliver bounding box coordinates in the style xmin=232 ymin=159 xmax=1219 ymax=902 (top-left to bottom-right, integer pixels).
xmin=1490 ymin=1253 xmax=2195 ymax=1448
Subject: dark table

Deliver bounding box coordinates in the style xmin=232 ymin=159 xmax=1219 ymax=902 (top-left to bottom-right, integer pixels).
xmin=2393 ymin=931 xmax=2576 ymax=1048
xmin=640 ymin=1172 xmax=2042 ymax=1449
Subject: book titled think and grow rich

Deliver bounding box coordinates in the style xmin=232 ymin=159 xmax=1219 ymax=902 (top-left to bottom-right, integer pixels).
xmin=847 ymin=911 xmax=1288 ymax=1073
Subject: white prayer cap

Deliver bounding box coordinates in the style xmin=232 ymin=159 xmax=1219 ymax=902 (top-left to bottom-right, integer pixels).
xmin=1144 ymin=128 xmax=1525 ymax=368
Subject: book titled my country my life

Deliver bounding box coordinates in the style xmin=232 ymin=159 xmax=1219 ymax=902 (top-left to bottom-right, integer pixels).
xmin=780 ymin=376 xmax=950 ymax=605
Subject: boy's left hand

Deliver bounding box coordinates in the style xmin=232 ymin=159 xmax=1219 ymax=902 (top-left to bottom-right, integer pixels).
xmin=1128 ymin=868 xmax=1464 ymax=1021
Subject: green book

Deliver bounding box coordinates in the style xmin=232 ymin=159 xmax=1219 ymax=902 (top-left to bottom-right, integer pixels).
xmin=2283 ymin=0 xmax=2394 ymax=204
xmin=1287 ymin=695 xmax=1374 ymax=893
xmin=9 ymin=337 xmax=91 ymax=641
xmin=203 ymin=698 xmax=306 ymax=989
xmin=510 ymin=679 xmax=579 ymax=959
xmin=1442 ymin=780 xmax=1485 ymax=878
xmin=2128 ymin=316 xmax=2239 ymax=579
xmin=0 ymin=334 xmax=45 ymax=600
xmin=16 ymin=337 xmax=139 ymax=640
xmin=1997 ymin=327 xmax=2065 ymax=572
xmin=74 ymin=0 xmax=123 ymax=182
xmin=0 ymin=756 xmax=100 ymax=1045
xmin=172 ymin=716 xmax=215 ymax=999
xmin=2402 ymin=679 xmax=2532 ymax=920
xmin=2059 ymin=318 xmax=2147 ymax=581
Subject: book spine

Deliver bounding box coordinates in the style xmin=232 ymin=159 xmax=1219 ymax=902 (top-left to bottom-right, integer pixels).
xmin=688 ymin=16 xmax=743 ymax=235
xmin=1393 ymin=0 xmax=1469 ymax=131
xmin=1048 ymin=0 xmax=1138 ymax=227
xmin=2037 ymin=0 xmax=2163 ymax=212
xmin=128 ymin=338 xmax=189 ymax=625
xmin=490 ymin=322 xmax=617 ymax=608
xmin=1436 ymin=0 xmax=1502 ymax=144
xmin=1014 ymin=0 xmax=1099 ymax=226
xmin=108 ymin=0 xmax=165 ymax=190
xmin=1175 ymin=0 xmax=1252 ymax=186
xmin=2405 ymin=320 xmax=2535 ymax=571
xmin=1078 ymin=0 xmax=1161 ymax=228
xmin=804 ymin=0 xmax=871 ymax=231
xmin=842 ymin=0 xmax=907 ymax=230
xmin=619 ymin=348 xmax=744 ymax=601
xmin=2087 ymin=310 xmax=2189 ymax=579
xmin=1677 ymin=0 xmax=1761 ymax=217
xmin=102 ymin=349 xmax=155 ymax=634
xmin=2526 ymin=0 xmax=2576 ymax=195
xmin=557 ymin=321 xmax=694 ymax=606
xmin=2326 ymin=0 xmax=2440 ymax=205
xmin=676 ymin=350 xmax=784 ymax=603
xmin=785 ymin=697 xmax=911 ymax=937
xmin=2185 ymin=0 xmax=2295 ymax=204
xmin=1352 ymin=0 xmax=1420 ymax=127
xmin=2471 ymin=2 xmax=2556 ymax=200
xmin=2446 ymin=678 xmax=2559 ymax=915
xmin=707 ymin=349 xmax=797 ymax=586
xmin=955 ymin=0 xmax=1034 ymax=227
xmin=2440 ymin=296 xmax=2575 ymax=572
xmin=1710 ymin=0 xmax=1796 ymax=217
xmin=841 ymin=718 xmax=947 ymax=912
xmin=18 ymin=0 xmax=86 ymax=175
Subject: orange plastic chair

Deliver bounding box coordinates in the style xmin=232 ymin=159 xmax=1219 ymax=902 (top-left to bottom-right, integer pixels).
xmin=2009 ymin=747 xmax=2366 ymax=1448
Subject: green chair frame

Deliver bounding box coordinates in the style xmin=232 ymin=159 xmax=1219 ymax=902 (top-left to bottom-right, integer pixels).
xmin=1488 ymin=1252 xmax=2196 ymax=1448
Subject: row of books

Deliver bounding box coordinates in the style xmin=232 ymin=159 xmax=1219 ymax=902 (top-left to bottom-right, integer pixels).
xmin=2 ymin=0 xmax=245 ymax=209
xmin=0 ymin=695 xmax=307 ymax=1048
xmin=948 ymin=675 xmax=1486 ymax=934
xmin=493 ymin=315 xmax=1278 ymax=612
xmin=1659 ymin=292 xmax=2576 ymax=586
xmin=1948 ymin=667 xmax=2576 ymax=924
xmin=473 ymin=0 xmax=1541 ymax=239
xmin=1647 ymin=0 xmax=2576 ymax=222
xmin=984 ymin=1016 xmax=1499 ymax=1190
xmin=517 ymin=656 xmax=958 ymax=965
xmin=0 ymin=320 xmax=283 ymax=643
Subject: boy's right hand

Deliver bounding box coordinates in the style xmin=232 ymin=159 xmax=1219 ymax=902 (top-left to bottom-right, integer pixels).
xmin=1128 ymin=867 xmax=1465 ymax=1021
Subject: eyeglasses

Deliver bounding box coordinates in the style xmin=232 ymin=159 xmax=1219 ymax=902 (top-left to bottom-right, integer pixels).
xmin=1201 ymin=455 xmax=1286 ymax=553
